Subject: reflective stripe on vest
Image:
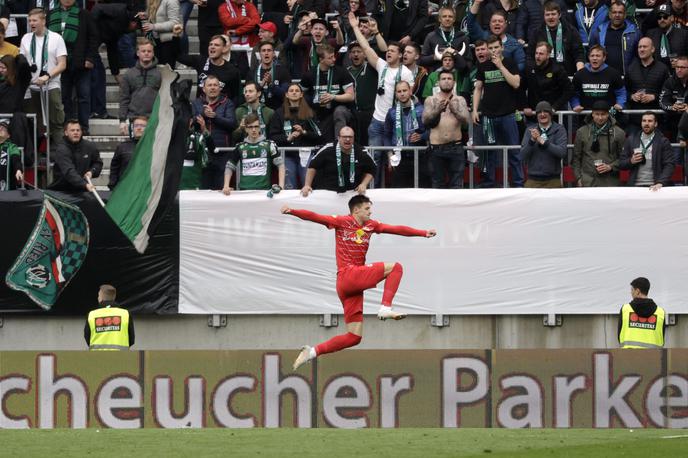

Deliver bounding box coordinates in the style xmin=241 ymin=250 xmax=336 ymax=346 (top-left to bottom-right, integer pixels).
xmin=88 ymin=306 xmax=130 ymax=351
xmin=89 ymin=344 xmax=130 ymax=350
xmin=619 ymin=303 xmax=665 ymax=349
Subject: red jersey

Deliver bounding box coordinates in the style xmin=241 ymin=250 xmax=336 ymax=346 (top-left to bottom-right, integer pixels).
xmin=289 ymin=209 xmax=427 ymax=271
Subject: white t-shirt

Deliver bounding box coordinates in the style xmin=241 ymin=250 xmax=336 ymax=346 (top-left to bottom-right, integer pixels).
xmin=372 ymin=57 xmax=414 ymax=122
xmin=20 ymin=30 xmax=68 ymax=94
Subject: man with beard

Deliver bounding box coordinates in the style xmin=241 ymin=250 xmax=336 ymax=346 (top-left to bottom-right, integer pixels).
xmin=619 ymin=111 xmax=675 ymax=190
xmin=528 ymin=1 xmax=585 ymax=76
xmin=292 ymin=17 xmax=344 ymax=76
xmin=419 ymin=5 xmax=471 ymax=72
xmin=524 ymin=42 xmax=574 ymax=117
xmin=347 ymin=41 xmax=378 ymax=146
xmin=384 ymin=80 xmax=429 ymax=187
xmin=574 ymin=0 xmax=609 ymax=45
xmin=571 ymin=45 xmax=626 ymax=112
xmin=646 ymin=4 xmax=688 ymax=71
xmin=248 ymin=41 xmax=291 ymax=110
xmin=423 ymin=50 xmax=471 ymax=101
xmin=109 ymin=116 xmax=147 ymax=189
xmin=423 ymin=70 xmax=469 ymax=188
xmin=299 ymin=44 xmax=355 ymax=143
xmin=520 ymin=101 xmax=567 ymax=188
xmin=177 ymin=35 xmax=242 ymax=103
xmin=588 ymin=1 xmax=641 ymax=76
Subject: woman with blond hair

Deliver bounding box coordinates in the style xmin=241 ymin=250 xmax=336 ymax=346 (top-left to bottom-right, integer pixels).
xmin=137 ymin=0 xmax=181 ymax=67
xmin=267 ymin=83 xmax=321 ymax=189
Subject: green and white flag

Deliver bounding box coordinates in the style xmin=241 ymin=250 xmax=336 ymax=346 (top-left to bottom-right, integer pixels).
xmin=106 ymin=66 xmax=192 ymax=254
xmin=5 ymin=192 xmax=89 ymax=309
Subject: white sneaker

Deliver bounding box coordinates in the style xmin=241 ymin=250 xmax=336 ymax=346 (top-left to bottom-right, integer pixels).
xmin=377 ymin=306 xmax=407 ymax=321
xmin=292 ymin=345 xmax=314 ymax=370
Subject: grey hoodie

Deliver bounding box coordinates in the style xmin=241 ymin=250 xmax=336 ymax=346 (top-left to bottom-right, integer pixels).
xmin=119 ymin=58 xmax=162 ymax=122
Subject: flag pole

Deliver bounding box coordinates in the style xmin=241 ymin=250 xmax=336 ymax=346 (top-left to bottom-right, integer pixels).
xmin=86 ymin=177 xmax=105 ymax=207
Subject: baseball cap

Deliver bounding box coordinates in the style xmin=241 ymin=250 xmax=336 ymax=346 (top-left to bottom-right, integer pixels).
xmin=657 ymin=3 xmax=672 ymax=15
xmin=259 ymin=21 xmax=277 ymax=35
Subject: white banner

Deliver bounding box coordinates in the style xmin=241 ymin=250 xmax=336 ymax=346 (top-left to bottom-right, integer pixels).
xmin=179 ymin=188 xmax=688 ymax=315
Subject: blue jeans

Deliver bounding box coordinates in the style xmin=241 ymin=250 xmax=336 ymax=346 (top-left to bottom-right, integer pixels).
xmin=179 ymin=0 xmax=194 ymax=55
xmin=479 ymin=113 xmax=523 ymax=188
xmin=367 ymin=118 xmax=388 ymax=186
xmin=118 ymin=33 xmax=137 ymax=69
xmin=62 ymin=66 xmax=92 ymax=131
xmin=284 ymin=155 xmax=309 ymax=189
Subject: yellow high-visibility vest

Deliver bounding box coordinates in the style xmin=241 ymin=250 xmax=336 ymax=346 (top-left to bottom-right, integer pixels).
xmin=88 ymin=306 xmax=130 ymax=351
xmin=619 ymin=303 xmax=665 ymax=349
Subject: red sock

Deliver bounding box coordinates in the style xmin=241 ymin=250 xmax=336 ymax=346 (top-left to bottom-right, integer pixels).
xmin=381 ymin=263 xmax=403 ymax=307
xmin=315 ymin=332 xmax=362 ymax=356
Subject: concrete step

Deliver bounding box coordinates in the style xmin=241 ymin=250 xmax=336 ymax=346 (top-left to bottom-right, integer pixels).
xmin=106 ymin=84 xmax=197 ymax=104
xmin=99 ymin=37 xmax=200 ymax=70
xmin=92 ymin=169 xmax=110 ymax=187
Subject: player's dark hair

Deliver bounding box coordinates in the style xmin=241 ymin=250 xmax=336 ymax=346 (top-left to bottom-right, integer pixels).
xmin=630 ymin=277 xmax=650 ymax=295
xmin=348 ymin=195 xmax=371 ymax=212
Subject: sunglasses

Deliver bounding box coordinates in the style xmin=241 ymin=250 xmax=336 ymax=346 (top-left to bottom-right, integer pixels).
xmin=658 ymin=15 xmax=671 ymax=20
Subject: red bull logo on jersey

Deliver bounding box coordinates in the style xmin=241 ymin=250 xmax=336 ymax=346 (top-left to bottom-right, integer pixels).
xmin=629 ymin=313 xmax=658 ymax=330
xmin=342 ymin=229 xmax=369 ymax=244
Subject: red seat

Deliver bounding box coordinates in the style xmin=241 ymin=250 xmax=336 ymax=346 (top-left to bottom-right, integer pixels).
xmin=619 ymin=170 xmax=630 ymax=184
xmin=671 ymin=165 xmax=684 ymax=185
xmin=562 ymin=166 xmax=576 ymax=186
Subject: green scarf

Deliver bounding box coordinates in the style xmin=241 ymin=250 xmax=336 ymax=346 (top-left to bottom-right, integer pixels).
xmin=394 ymin=101 xmax=418 ymax=147
xmin=1 ymin=141 xmax=20 ymax=190
xmin=660 ymin=32 xmax=670 ymax=59
xmin=309 ymin=39 xmax=319 ymax=70
xmin=335 ymin=142 xmax=356 ymax=188
xmin=591 ymin=120 xmax=611 ymax=146
xmin=48 ymin=5 xmax=80 ymax=45
xmin=546 ymin=23 xmax=564 ymax=63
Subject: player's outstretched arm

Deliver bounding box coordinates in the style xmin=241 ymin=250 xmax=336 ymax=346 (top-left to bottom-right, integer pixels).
xmin=281 ymin=206 xmax=339 ymax=228
xmin=376 ymin=224 xmax=438 ymax=238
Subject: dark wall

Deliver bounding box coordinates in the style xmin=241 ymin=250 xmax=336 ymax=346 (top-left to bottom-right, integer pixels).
xmin=0 ymin=190 xmax=178 ymax=315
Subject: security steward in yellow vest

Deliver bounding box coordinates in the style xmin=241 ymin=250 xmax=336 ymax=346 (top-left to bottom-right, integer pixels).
xmin=618 ymin=277 xmax=666 ymax=349
xmin=84 ymin=284 xmax=135 ymax=350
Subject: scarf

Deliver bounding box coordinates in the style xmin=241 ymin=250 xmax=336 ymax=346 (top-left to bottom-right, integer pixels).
xmin=313 ymin=65 xmax=333 ymax=104
xmin=225 ymin=0 xmax=248 ymax=44
xmin=30 ymin=32 xmax=49 ymax=73
xmin=48 ymin=5 xmax=80 ymax=45
xmin=660 ymin=31 xmax=670 ymax=58
xmin=539 ymin=124 xmax=551 ymax=142
xmin=188 ymin=131 xmax=210 ymax=168
xmin=394 ymin=101 xmax=418 ymax=146
xmin=256 ymin=62 xmax=275 ymax=102
xmin=348 ymin=63 xmax=368 ymax=109
xmin=483 ymin=117 xmax=496 ymax=144
xmin=439 ymin=28 xmax=455 ymax=47
xmin=283 ymin=119 xmax=321 ymax=140
xmin=590 ymin=119 xmax=611 ymax=152
xmin=377 ymin=64 xmax=401 ymax=97
xmin=639 ymin=131 xmax=654 ymax=156
xmin=309 ymin=39 xmax=319 ymax=70
xmin=335 ymin=142 xmax=356 ymax=188
xmin=546 ymin=23 xmax=564 ymax=63
xmin=0 ymin=141 xmax=20 ymax=190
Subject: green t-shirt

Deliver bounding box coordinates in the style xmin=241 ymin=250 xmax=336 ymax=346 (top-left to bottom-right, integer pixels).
xmin=180 ymin=131 xmax=209 ymax=190
xmin=422 ymin=69 xmax=470 ymax=99
xmin=229 ymin=139 xmax=282 ymax=190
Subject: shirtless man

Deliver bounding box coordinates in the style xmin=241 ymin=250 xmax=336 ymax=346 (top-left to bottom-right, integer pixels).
xmin=421 ymin=70 xmax=469 ymax=188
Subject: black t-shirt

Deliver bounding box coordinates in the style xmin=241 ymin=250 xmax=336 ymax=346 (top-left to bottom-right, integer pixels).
xmin=309 ymin=144 xmax=377 ymax=192
xmin=177 ymin=54 xmax=243 ymax=104
xmin=604 ymin=27 xmax=625 ymax=75
xmin=300 ymin=65 xmax=354 ymax=117
xmin=476 ymin=57 xmax=519 ymax=117
xmin=573 ymin=65 xmax=624 ymax=109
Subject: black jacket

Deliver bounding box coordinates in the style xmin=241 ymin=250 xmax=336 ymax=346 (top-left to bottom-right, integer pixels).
xmin=419 ymin=27 xmax=472 ymax=72
xmin=0 ymin=54 xmax=32 ymax=114
xmin=659 ymin=74 xmax=688 ymax=112
xmin=619 ymin=130 xmax=675 ymax=186
xmin=517 ymin=0 xmax=571 ymax=44
xmin=108 ymin=138 xmax=137 ymax=189
xmin=528 ymin=21 xmax=585 ymax=76
xmin=49 ymin=137 xmax=103 ymax=192
xmin=525 ymin=59 xmax=574 ymax=111
xmin=309 ymin=143 xmax=376 ymax=192
xmin=47 ymin=6 xmax=100 ymax=69
xmin=624 ymin=58 xmax=670 ymax=110
xmin=646 ymin=26 xmax=688 ymax=70
xmin=381 ymin=0 xmax=428 ymax=42
xmin=268 ymin=107 xmax=321 ymax=150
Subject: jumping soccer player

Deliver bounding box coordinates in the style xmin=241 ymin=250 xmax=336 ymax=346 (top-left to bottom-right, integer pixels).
xmin=281 ymin=195 xmax=437 ymax=370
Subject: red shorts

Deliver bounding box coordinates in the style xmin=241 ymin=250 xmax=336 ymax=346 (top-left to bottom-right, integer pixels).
xmin=336 ymin=262 xmax=386 ymax=323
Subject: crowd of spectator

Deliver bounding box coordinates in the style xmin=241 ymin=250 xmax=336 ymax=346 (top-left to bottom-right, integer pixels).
xmin=0 ymin=0 xmax=687 ymax=194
